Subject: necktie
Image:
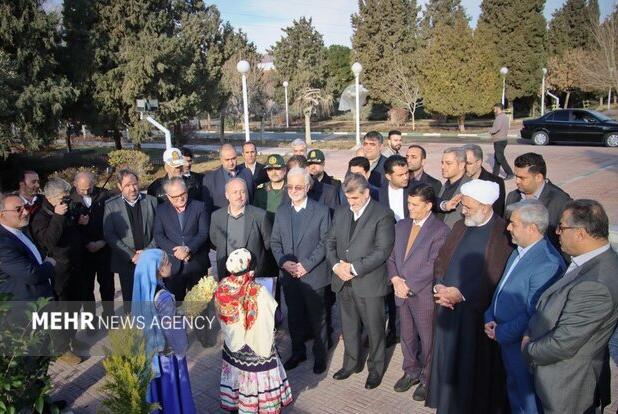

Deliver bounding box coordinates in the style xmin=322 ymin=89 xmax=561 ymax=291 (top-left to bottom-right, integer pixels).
xmin=404 ymin=224 xmax=421 ymax=257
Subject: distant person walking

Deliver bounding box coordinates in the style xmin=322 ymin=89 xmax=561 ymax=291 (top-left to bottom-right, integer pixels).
xmin=490 ymin=103 xmax=514 ymax=180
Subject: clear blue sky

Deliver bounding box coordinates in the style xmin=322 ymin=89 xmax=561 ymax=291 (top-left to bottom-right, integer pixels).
xmin=46 ymin=0 xmax=614 ymax=53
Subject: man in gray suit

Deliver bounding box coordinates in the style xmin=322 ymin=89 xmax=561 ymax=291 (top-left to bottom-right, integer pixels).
xmin=436 ymin=147 xmax=471 ymax=228
xmin=209 ymin=177 xmax=272 ymax=279
xmin=103 ymin=169 xmax=157 ymax=313
xmin=327 ymin=173 xmax=395 ymax=389
xmin=523 ymin=199 xmax=618 ymax=414
xmin=270 ymin=168 xmax=331 ymax=374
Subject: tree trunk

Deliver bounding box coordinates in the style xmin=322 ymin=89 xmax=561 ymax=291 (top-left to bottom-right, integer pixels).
xmin=65 ymin=127 xmax=72 ymax=153
xmin=173 ymin=122 xmax=182 ymax=147
xmin=458 ymin=115 xmax=465 ymax=132
xmin=411 ymin=106 xmax=416 ymax=131
xmin=304 ymin=112 xmax=312 ymax=145
xmin=219 ymin=112 xmax=225 ymax=144
xmin=112 ymin=128 xmax=122 ymax=150
xmin=564 ymin=91 xmax=571 ymax=108
xmin=207 ymin=112 xmax=211 ymax=130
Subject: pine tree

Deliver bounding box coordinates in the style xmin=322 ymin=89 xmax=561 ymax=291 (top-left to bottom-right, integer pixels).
xmin=475 ymin=0 xmax=547 ymax=109
xmin=548 ymin=0 xmax=598 ymax=56
xmin=351 ymin=0 xmax=420 ymax=104
xmin=324 ymin=45 xmax=354 ymax=101
xmin=421 ymin=0 xmax=464 ymax=31
xmin=0 ymin=0 xmax=77 ymax=153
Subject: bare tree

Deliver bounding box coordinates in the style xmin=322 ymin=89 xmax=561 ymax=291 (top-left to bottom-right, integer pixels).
xmin=382 ymin=55 xmax=423 ymax=130
xmin=293 ymin=88 xmax=333 ymax=145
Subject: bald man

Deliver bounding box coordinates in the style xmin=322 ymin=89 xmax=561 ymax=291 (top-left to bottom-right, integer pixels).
xmin=202 ymin=144 xmax=254 ymax=211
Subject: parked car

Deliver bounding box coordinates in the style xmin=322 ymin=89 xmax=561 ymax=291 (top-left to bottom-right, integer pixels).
xmin=520 ymin=109 xmax=618 ymax=147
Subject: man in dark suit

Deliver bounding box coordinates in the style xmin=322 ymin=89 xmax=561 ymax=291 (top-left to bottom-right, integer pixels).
xmin=154 ymin=177 xmax=210 ymax=301
xmin=388 ymin=183 xmax=450 ymax=401
xmin=17 ymin=170 xmax=42 ymax=217
xmin=307 ymin=149 xmax=341 ymax=189
xmin=506 ymin=152 xmax=571 ymax=251
xmin=202 ymin=144 xmax=254 ymax=211
xmin=239 ymin=141 xmax=268 ymax=188
xmin=484 ymin=200 xmax=565 ymax=414
xmin=148 ymin=147 xmax=201 ymax=203
xmin=181 ymin=146 xmax=204 ymax=201
xmin=436 ymin=147 xmax=471 ymax=228
xmin=0 ymin=193 xmax=55 ymax=301
xmin=209 ymin=177 xmax=272 ymax=279
xmin=71 ymin=171 xmax=114 ymax=318
xmin=339 ymin=157 xmax=379 ymax=206
xmin=406 ymin=145 xmax=442 ymax=196
xmin=103 ymin=169 xmax=157 ymax=313
xmin=363 ymin=131 xmax=387 ymax=187
xmin=523 ymin=200 xmax=618 ymax=414
xmin=282 ymin=155 xmax=339 ymax=212
xmin=327 ymin=173 xmax=395 ymax=389
xmin=463 ymin=144 xmax=505 ymax=216
xmin=270 ymin=167 xmax=331 ymax=374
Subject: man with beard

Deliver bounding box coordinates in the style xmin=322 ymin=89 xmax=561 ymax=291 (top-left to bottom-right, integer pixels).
xmin=436 ymin=147 xmax=471 ymax=228
xmin=239 ymin=141 xmax=269 ymax=188
xmin=382 ymin=130 xmax=403 ymax=157
xmin=463 ymin=144 xmax=505 ymax=216
xmin=406 ymin=145 xmax=442 ymax=196
xmin=18 ymin=170 xmax=42 ymax=216
xmin=426 ymin=179 xmax=513 ymax=414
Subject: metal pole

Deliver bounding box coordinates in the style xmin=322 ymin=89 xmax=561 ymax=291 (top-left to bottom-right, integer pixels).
xmin=608 ymin=88 xmax=612 ymax=111
xmin=541 ymin=74 xmax=546 ymax=115
xmin=284 ymin=85 xmax=289 ymax=128
xmin=145 ymin=115 xmax=172 ymax=149
xmin=355 ymin=74 xmax=361 ymax=146
xmin=241 ymin=74 xmax=250 ymax=142
xmin=501 ymin=76 xmax=506 ymax=107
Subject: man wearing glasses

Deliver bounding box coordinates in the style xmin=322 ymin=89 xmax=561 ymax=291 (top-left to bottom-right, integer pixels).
xmin=270 ymin=167 xmax=331 ymax=374
xmin=153 ymin=177 xmax=210 ymax=301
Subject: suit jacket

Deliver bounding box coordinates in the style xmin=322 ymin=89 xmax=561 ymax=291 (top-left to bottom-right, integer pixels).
xmin=368 ymin=155 xmax=387 ymax=187
xmin=326 ymin=199 xmax=395 ymax=297
xmin=506 ymin=180 xmax=571 ymax=250
xmin=338 ymin=183 xmax=379 ymax=207
xmin=69 ymin=186 xmax=111 ymax=243
xmin=209 ymin=204 xmax=272 ymax=279
xmin=409 ymin=170 xmax=442 ymax=197
xmin=320 ymin=172 xmax=341 ymax=189
xmin=478 ymin=168 xmax=506 ymax=217
xmin=103 ymin=194 xmax=157 ymax=274
xmin=239 ymin=162 xmax=269 ymax=188
xmin=387 ymin=214 xmax=450 ymax=306
xmin=378 ymin=184 xmax=411 ymax=221
xmin=524 ymin=248 xmax=618 ymax=414
xmin=484 ymin=238 xmax=565 ymax=345
xmin=0 ymin=225 xmax=54 ymax=301
xmin=202 ymin=166 xmax=254 ymax=212
xmin=153 ymin=199 xmax=211 ymax=276
xmin=270 ymin=199 xmax=331 ymax=290
xmin=147 ymin=174 xmax=203 ymax=204
xmin=437 ymin=174 xmax=471 ymax=228
xmin=282 ymin=179 xmax=340 ymax=212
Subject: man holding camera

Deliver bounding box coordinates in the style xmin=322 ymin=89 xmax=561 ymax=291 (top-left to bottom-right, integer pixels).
xmin=70 ymin=171 xmax=114 ymax=319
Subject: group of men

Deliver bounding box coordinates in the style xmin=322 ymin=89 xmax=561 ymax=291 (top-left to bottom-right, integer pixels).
xmin=1 ymin=129 xmax=616 ymax=414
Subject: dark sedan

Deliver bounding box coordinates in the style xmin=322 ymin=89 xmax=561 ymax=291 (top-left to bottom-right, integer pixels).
xmin=520 ymin=109 xmax=618 ymax=147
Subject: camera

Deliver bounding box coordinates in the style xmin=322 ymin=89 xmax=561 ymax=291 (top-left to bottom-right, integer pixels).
xmin=61 ymin=196 xmax=90 ymax=221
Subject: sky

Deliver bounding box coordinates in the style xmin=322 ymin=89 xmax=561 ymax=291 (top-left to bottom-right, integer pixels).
xmin=46 ymin=0 xmax=615 ymax=53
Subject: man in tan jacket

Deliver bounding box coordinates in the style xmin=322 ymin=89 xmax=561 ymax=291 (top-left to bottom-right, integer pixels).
xmin=490 ymin=103 xmax=514 ymax=180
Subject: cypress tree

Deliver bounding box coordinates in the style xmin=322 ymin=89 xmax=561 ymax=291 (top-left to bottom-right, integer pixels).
xmin=548 ymin=0 xmax=598 ymax=56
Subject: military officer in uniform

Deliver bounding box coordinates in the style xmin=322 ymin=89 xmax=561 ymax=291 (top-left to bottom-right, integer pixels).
xmin=254 ymin=154 xmax=287 ymax=217
xmin=307 ymin=149 xmax=341 ymax=189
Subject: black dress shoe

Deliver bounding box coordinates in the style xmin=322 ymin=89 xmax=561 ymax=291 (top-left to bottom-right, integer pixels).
xmin=313 ymin=359 xmax=327 ymax=374
xmin=393 ymin=373 xmax=419 ymax=392
xmin=365 ymin=374 xmax=382 ymax=389
xmin=333 ymin=367 xmax=354 ymax=380
xmin=413 ymin=383 xmax=427 ymax=401
xmin=283 ymin=354 xmax=306 ymax=370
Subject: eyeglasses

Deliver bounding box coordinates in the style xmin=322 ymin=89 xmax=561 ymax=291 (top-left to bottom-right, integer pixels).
xmin=286 ymin=185 xmax=306 ymax=192
xmin=1 ymin=206 xmax=26 ymax=214
xmin=167 ymin=192 xmax=187 ymax=200
xmin=556 ymin=224 xmax=583 ymax=233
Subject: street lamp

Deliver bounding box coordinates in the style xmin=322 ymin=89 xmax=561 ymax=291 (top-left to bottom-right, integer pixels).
xmin=500 ymin=66 xmax=508 ymax=108
xmin=283 ymin=81 xmax=289 ymax=128
xmin=608 ymin=68 xmax=615 ymax=111
xmin=237 ymin=60 xmax=251 ymax=142
xmin=541 ymin=68 xmax=547 ymax=115
xmin=352 ymin=62 xmax=363 ymax=146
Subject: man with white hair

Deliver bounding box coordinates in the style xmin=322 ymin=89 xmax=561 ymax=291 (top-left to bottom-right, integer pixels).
xmin=484 ymin=200 xmax=565 ymax=414
xmin=426 ymin=179 xmax=513 ymax=414
xmin=290 ymin=138 xmax=307 ymax=157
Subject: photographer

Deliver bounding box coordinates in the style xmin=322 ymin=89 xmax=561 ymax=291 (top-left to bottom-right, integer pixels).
xmin=30 ymin=177 xmax=86 ymax=364
xmin=71 ymin=171 xmax=113 ymax=319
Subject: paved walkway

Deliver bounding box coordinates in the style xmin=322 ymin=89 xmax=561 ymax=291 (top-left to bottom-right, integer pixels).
xmin=50 ymin=142 xmax=618 ymax=413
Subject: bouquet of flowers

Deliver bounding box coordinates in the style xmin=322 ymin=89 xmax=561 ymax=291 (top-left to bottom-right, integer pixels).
xmin=182 ymin=272 xmax=218 ymax=318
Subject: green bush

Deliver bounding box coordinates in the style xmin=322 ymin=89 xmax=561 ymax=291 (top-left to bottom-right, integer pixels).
xmin=48 ymin=166 xmax=109 ymax=188
xmin=107 ymin=150 xmax=153 ymax=187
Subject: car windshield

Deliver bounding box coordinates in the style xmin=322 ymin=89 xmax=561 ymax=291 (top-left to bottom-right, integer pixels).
xmin=586 ymin=110 xmax=614 ymax=122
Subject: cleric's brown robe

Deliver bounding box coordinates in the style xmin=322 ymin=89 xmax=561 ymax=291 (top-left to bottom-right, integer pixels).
xmin=426 ymin=215 xmax=514 ymax=414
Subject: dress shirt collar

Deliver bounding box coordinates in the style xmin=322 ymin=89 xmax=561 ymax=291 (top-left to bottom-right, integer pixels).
xmin=411 ymin=169 xmax=424 ymax=181
xmin=228 ymin=205 xmax=246 ymax=218
xmin=20 ymin=194 xmax=38 ymax=206
xmin=516 ymin=238 xmax=542 ymax=258
xmin=352 ymin=198 xmax=371 ymax=221
xmin=571 ymin=244 xmax=611 ymax=269
xmin=1 ymin=223 xmax=23 ymax=237
xmin=413 ymin=212 xmax=431 ymax=227
xmin=522 ymin=180 xmax=546 ymax=200
xmin=123 ymin=193 xmax=141 ymax=207
xmin=291 ymin=197 xmax=308 ymax=212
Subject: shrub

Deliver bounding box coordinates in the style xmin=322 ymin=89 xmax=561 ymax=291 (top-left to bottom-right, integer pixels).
xmin=388 ymin=108 xmax=408 ymax=127
xmin=107 ymin=150 xmax=153 ymax=187
xmin=48 ymin=166 xmax=110 ymax=188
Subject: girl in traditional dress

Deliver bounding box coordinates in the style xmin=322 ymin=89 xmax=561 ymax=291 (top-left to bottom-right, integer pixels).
xmin=132 ymin=249 xmax=196 ymax=414
xmin=214 ymin=248 xmax=293 ymax=413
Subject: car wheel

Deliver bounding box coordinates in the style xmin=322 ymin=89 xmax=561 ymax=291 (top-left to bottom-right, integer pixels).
xmin=532 ymin=131 xmax=549 ymax=146
xmin=605 ymin=133 xmax=618 ymax=147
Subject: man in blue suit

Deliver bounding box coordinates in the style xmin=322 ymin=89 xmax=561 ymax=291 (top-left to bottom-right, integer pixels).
xmin=0 ymin=193 xmax=55 ymax=301
xmin=154 ymin=177 xmax=210 ymax=301
xmin=202 ymin=144 xmax=254 ymax=211
xmin=484 ymin=199 xmax=565 ymax=414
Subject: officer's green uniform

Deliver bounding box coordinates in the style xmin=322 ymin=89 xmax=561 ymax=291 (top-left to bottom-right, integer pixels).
xmin=253 ymin=154 xmax=286 ymax=217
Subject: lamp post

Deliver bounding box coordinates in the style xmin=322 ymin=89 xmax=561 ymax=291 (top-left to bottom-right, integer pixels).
xmin=283 ymin=81 xmax=289 ymax=128
xmin=352 ymin=62 xmax=363 ymax=146
xmin=500 ymin=66 xmax=508 ymax=108
xmin=541 ymin=68 xmax=547 ymax=115
xmin=609 ymin=68 xmax=615 ymax=111
xmin=237 ymin=60 xmax=251 ymax=142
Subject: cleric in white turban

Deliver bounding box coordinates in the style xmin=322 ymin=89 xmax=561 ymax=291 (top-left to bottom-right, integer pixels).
xmin=426 ymin=179 xmax=514 ymax=413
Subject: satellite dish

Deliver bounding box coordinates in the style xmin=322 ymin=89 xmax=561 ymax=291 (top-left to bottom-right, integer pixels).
xmin=338 ymin=84 xmax=369 ymax=113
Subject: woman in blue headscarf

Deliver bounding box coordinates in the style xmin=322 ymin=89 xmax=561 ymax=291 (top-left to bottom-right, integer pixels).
xmin=132 ymin=248 xmax=196 ymax=414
